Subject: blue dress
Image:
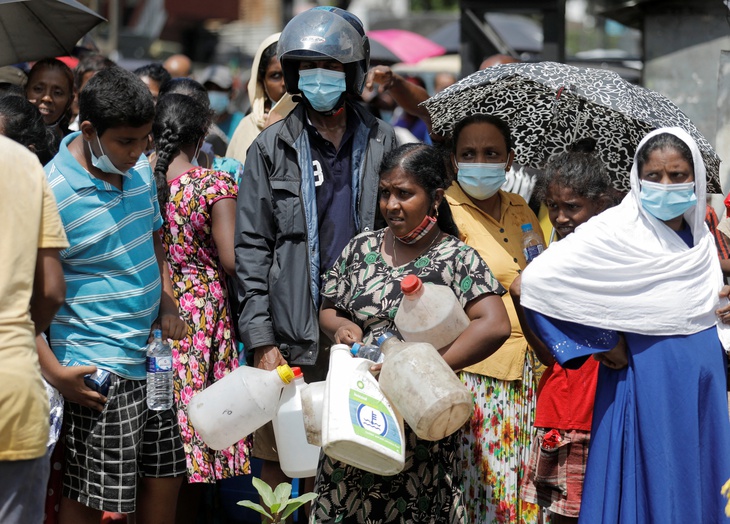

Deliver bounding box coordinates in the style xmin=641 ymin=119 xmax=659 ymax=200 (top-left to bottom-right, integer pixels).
xmin=525 ymin=230 xmax=730 ymax=523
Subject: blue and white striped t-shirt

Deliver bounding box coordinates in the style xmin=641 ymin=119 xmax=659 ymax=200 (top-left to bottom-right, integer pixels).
xmin=46 ymin=132 xmax=163 ymax=379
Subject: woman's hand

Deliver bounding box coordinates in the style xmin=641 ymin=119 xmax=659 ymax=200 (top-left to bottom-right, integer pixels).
xmin=717 ymin=285 xmax=730 ymax=324
xmin=334 ymin=324 xmax=363 ymax=345
xmin=593 ymin=335 xmax=628 ymax=370
xmin=254 ymin=345 xmax=287 ymax=371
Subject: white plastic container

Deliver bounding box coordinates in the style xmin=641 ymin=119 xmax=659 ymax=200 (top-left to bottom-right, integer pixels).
xmin=393 ymin=275 xmax=469 ymax=349
xmin=377 ymin=333 xmax=473 ymax=441
xmin=301 ymin=380 xmax=326 ymax=447
xmin=188 ymin=364 xmax=294 ymax=450
xmin=273 ymin=367 xmax=321 ymax=478
xmin=321 ymin=344 xmax=405 ymax=476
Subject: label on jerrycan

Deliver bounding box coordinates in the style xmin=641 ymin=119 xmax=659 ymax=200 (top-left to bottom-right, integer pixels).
xmin=348 ymin=379 xmax=402 ymax=453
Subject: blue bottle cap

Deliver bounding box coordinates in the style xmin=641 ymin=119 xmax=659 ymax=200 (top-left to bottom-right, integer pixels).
xmin=350 ymin=343 xmax=361 ymax=356
xmin=376 ymin=332 xmax=394 ymax=346
xmin=521 ymin=223 xmax=533 ymax=232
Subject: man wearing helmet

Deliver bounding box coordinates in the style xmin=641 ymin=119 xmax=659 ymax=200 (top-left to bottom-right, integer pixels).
xmin=234 ymin=7 xmax=397 ymax=493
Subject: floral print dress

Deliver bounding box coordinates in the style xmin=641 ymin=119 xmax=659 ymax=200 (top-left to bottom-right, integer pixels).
xmin=311 ymin=229 xmax=505 ymax=524
xmin=160 ymin=167 xmax=251 ymax=483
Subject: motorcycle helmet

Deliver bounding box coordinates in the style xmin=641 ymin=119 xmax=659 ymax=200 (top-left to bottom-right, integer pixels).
xmin=278 ymin=7 xmax=370 ymax=97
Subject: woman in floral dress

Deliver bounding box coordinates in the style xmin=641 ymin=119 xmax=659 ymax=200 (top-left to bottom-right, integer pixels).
xmin=152 ymin=93 xmax=250 ymax=522
xmin=311 ymin=143 xmax=511 ymax=524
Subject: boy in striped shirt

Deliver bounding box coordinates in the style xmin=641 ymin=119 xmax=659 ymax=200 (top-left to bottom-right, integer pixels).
xmin=40 ymin=66 xmax=187 ymax=524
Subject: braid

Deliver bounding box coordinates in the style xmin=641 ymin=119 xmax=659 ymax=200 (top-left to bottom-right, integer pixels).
xmin=151 ymin=93 xmax=211 ymax=215
xmin=153 ymin=128 xmax=180 ymax=207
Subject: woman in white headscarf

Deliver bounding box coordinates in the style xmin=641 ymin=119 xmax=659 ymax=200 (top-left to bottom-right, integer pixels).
xmin=520 ymin=127 xmax=730 ymax=524
xmin=226 ymin=33 xmax=296 ymax=166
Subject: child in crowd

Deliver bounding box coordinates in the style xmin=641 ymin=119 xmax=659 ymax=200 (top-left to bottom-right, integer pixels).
xmin=39 ymin=66 xmax=187 ymax=524
xmin=152 ymin=92 xmax=249 ymax=523
xmin=511 ymin=140 xmax=618 ymax=523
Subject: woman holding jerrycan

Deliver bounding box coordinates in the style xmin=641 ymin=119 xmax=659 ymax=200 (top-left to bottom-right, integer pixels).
xmin=312 ymin=143 xmax=510 ymax=523
xmin=520 ymin=127 xmax=730 ymax=523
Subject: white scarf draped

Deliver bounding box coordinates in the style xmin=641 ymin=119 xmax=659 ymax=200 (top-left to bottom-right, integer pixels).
xmin=520 ymin=127 xmax=730 ymax=349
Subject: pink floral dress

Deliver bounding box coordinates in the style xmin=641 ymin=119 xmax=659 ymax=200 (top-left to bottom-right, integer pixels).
xmin=161 ymin=167 xmax=250 ymax=483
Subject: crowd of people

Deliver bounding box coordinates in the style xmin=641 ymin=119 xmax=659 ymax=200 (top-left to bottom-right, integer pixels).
xmin=2 ymin=5 xmax=730 ymax=524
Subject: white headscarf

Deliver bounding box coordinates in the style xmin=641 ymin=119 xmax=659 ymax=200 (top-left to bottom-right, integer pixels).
xmin=521 ymin=127 xmax=730 ymax=349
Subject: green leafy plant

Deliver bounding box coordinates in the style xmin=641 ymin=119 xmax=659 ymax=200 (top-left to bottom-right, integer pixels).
xmin=238 ymin=477 xmax=318 ymax=523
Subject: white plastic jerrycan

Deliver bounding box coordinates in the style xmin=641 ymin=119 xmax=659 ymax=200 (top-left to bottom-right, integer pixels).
xmin=377 ymin=333 xmax=473 ymax=441
xmin=273 ymin=367 xmax=321 ymax=478
xmin=321 ymin=344 xmax=405 ymax=476
xmin=189 ymin=364 xmax=294 ymax=450
xmin=301 ymin=380 xmax=326 ymax=447
xmin=394 ymin=274 xmax=469 ymax=349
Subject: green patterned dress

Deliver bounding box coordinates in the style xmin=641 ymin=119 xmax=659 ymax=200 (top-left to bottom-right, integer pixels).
xmin=312 ymin=229 xmax=505 ymax=524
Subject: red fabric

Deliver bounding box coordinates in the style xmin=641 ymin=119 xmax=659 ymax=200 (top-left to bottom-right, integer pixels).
xmin=705 ymin=204 xmax=730 ymax=260
xmin=534 ymin=357 xmax=599 ymax=431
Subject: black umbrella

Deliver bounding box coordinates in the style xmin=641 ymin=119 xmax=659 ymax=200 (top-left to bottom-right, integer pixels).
xmin=423 ymin=61 xmax=722 ymax=194
xmin=0 ymin=0 xmax=106 ymax=66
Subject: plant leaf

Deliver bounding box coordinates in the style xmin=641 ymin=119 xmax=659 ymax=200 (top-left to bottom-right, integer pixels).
xmin=237 ymin=500 xmax=273 ymax=520
xmin=252 ymin=476 xmax=276 ymax=509
xmin=281 ymin=493 xmax=319 ymax=520
xmin=273 ymin=482 xmax=292 ymax=504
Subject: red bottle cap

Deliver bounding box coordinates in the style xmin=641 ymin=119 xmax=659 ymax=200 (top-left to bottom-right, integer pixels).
xmin=290 ymin=366 xmax=303 ymax=378
xmin=401 ymin=274 xmax=422 ymax=295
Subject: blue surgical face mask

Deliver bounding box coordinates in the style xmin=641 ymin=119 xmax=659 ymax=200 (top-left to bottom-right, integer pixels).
xmin=457 ymin=162 xmax=508 ymax=200
xmin=208 ymin=91 xmax=229 ymax=116
xmin=639 ymin=180 xmax=697 ymax=221
xmin=298 ymin=68 xmax=346 ymax=113
xmin=89 ymin=135 xmax=130 ymax=177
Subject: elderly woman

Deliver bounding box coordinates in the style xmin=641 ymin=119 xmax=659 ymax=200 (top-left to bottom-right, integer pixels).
xmin=520 ymin=127 xmax=730 ymax=523
xmin=312 ymin=143 xmax=511 ymax=524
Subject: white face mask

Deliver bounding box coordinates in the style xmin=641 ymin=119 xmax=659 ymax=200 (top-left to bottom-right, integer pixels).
xmin=190 ymin=140 xmax=202 ymax=167
xmin=89 ymin=135 xmax=131 ymax=177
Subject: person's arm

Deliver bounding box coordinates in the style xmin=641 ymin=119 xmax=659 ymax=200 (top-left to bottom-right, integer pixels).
xmin=30 ymin=248 xmax=66 ymax=335
xmin=234 ymin=140 xmax=283 ymax=370
xmin=365 ymin=66 xmax=432 ymax=126
xmin=210 ymin=197 xmax=237 ymax=277
xmin=319 ymin=298 xmax=364 ymax=346
xmin=153 ymin=232 xmax=187 ymax=340
xmin=37 ymin=334 xmax=106 ymax=411
xmin=508 ymin=276 xmax=554 ymax=366
xmin=438 ymin=294 xmax=511 ymax=371
xmin=523 ymin=308 xmax=624 ymax=369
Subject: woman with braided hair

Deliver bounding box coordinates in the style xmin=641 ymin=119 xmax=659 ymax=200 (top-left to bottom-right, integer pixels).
xmin=152 ymin=93 xmax=250 ymax=523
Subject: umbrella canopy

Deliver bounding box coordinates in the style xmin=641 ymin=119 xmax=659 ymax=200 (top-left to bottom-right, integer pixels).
xmin=367 ymin=29 xmax=446 ymax=65
xmin=428 ymin=14 xmax=543 ymax=56
xmin=423 ymin=61 xmax=722 ymax=194
xmin=0 ymin=0 xmax=106 ymax=66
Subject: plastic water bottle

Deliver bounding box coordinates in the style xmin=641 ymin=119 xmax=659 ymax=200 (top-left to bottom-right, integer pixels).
xmin=393 ymin=275 xmax=469 ymax=349
xmin=521 ymin=223 xmax=544 ymax=263
xmin=146 ymin=329 xmax=173 ymax=411
xmin=376 ymin=332 xmax=473 ymax=441
xmin=350 ymin=342 xmax=384 ymax=363
xmin=273 ymin=367 xmax=321 ymax=478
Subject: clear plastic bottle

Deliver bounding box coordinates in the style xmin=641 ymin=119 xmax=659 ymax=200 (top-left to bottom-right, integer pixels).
xmin=376 ymin=332 xmax=473 ymax=441
xmin=393 ymin=274 xmax=469 ymax=349
xmin=146 ymin=329 xmax=173 ymax=411
xmin=521 ymin=223 xmax=545 ymax=263
xmin=350 ymin=342 xmax=384 ymax=363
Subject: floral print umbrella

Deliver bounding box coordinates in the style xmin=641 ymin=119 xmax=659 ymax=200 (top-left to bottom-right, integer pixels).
xmin=423 ymin=61 xmax=722 ymax=194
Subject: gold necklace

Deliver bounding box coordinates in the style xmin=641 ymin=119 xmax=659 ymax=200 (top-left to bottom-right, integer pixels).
xmin=391 ymin=228 xmax=441 ymax=267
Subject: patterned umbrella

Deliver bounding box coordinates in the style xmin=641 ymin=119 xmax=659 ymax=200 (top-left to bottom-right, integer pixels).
xmin=423 ymin=61 xmax=722 ymax=194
